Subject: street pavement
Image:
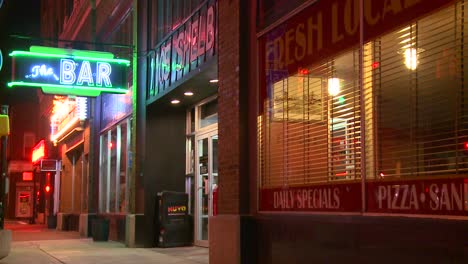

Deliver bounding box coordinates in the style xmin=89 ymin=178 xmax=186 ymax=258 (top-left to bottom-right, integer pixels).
xmin=0 ymin=220 xmax=208 ymax=264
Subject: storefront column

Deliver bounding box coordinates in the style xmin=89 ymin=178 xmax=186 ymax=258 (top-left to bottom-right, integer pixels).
xmin=80 ymin=0 xmax=99 ymax=237
xmin=210 ymin=0 xmax=257 ymax=263
xmin=126 ymin=0 xmax=145 ymax=248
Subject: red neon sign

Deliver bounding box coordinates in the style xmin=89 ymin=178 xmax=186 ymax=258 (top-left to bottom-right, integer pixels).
xmin=32 ymin=139 xmax=45 ymax=164
xmin=22 ymin=172 xmax=33 ymax=181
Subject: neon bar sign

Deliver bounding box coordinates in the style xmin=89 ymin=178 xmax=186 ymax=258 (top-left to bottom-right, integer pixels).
xmin=32 ymin=139 xmax=45 ymax=164
xmin=8 ymin=46 xmax=130 ymax=97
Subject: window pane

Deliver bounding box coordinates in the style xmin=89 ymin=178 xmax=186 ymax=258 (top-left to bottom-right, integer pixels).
xmin=375 ymin=4 xmax=468 ymax=177
xmin=110 ymin=129 xmax=117 ymax=212
xmin=100 ymin=134 xmax=109 ymax=213
xmin=199 ymin=99 xmax=218 ymax=129
xmin=119 ymin=122 xmax=128 ymax=213
xmin=261 ymin=49 xmax=361 ymax=188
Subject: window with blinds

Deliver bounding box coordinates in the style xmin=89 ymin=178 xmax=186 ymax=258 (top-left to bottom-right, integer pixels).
xmin=371 ymin=2 xmax=468 ymax=178
xmin=259 ymin=1 xmax=467 ymax=189
xmin=261 ymin=50 xmax=361 ymax=188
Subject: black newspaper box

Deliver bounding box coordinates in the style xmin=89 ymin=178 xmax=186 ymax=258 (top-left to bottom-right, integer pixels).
xmin=155 ymin=191 xmax=192 ymax=247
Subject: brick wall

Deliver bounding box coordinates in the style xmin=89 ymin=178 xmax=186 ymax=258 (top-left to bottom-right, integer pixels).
xmin=218 ymin=0 xmax=241 ymax=215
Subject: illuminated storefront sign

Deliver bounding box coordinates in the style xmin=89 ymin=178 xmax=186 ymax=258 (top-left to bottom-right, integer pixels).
xmin=50 ymin=96 xmax=87 ymax=142
xmin=147 ymin=0 xmax=217 ymax=101
xmin=0 ymin=114 xmax=9 ymax=136
xmin=263 ymin=0 xmax=454 ymax=74
xmin=40 ymin=159 xmax=57 ymax=171
xmin=9 ymin=46 xmax=130 ymax=97
xmin=32 ymin=139 xmax=45 ymax=164
xmin=22 ymin=172 xmax=33 ymax=181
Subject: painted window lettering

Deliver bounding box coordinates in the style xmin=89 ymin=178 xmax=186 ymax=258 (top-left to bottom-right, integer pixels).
xmin=429 ymin=183 xmax=464 ymax=211
xmin=377 ymin=183 xmax=464 ymax=211
xmin=378 ymin=185 xmax=420 ymax=210
xmin=273 ymin=187 xmax=340 ymax=210
xmin=267 ymin=0 xmax=423 ymax=71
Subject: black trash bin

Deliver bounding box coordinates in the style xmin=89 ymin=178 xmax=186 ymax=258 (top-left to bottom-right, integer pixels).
xmin=92 ymin=218 xmax=110 ymax=241
xmin=62 ymin=214 xmax=70 ymax=231
xmin=47 ymin=215 xmax=57 ymax=229
xmin=155 ymin=191 xmax=192 ymax=247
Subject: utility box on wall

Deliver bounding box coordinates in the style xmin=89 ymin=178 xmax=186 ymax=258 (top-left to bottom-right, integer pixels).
xmin=155 ymin=191 xmax=192 ymax=247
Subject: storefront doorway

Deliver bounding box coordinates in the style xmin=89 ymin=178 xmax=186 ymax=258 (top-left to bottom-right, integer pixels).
xmin=186 ymin=96 xmax=218 ymax=247
xmin=194 ymin=131 xmax=218 ymax=246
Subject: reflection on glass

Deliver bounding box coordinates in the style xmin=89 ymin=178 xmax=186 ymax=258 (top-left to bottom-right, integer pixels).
xmin=110 ymin=129 xmax=117 ymax=212
xmin=187 ymin=136 xmax=195 ymax=174
xmin=199 ymin=99 xmax=218 ymax=128
xmin=100 ymin=134 xmax=109 ymax=212
xmin=211 ymin=135 xmax=218 ymax=217
xmin=119 ymin=122 xmax=127 ymax=213
xmin=272 ymin=76 xmax=322 ymax=121
xmin=191 ymin=108 xmax=195 ymax=132
xmin=99 ymin=119 xmax=131 ymax=213
xmin=198 ymin=138 xmax=209 ymax=240
xmin=212 ymin=135 xmax=218 ymax=175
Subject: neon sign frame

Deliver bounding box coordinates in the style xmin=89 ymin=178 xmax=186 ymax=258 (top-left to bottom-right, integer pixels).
xmin=8 ymin=46 xmax=130 ymax=97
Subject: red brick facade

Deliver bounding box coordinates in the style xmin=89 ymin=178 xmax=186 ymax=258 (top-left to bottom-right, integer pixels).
xmin=217 ymin=0 xmax=241 ymax=215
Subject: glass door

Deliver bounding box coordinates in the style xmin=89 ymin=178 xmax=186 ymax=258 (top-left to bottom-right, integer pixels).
xmin=195 ymin=130 xmax=218 ymax=247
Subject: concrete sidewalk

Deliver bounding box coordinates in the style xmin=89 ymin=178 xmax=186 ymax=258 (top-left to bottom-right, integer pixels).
xmin=1 ymin=239 xmax=208 ymax=264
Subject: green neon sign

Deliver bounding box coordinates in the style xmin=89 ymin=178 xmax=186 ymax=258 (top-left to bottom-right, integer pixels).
xmin=8 ymin=46 xmax=130 ymax=97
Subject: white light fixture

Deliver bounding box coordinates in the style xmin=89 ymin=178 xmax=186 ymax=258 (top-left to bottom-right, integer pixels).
xmin=209 ymin=79 xmax=218 ymax=83
xmin=404 ymin=48 xmax=419 ymax=70
xmin=328 ymin=78 xmax=341 ymax=96
xmin=184 ymin=91 xmax=194 ymax=96
xmin=171 ymin=99 xmax=180 ymax=104
xmin=397 ymin=24 xmax=422 ymax=71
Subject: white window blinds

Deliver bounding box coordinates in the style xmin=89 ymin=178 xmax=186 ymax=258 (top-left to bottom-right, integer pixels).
xmin=372 ymin=2 xmax=468 ymax=178
xmin=259 ymin=2 xmax=467 ymax=189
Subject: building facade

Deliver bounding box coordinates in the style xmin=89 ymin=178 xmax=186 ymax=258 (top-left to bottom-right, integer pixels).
xmin=40 ymin=0 xmax=136 ymax=244
xmin=6 ymin=100 xmax=40 ymax=223
xmin=1 ymin=0 xmax=42 ymax=225
xmin=34 ymin=1 xmax=468 ymax=262
xmin=211 ymin=0 xmax=468 ymax=263
xmin=139 ymin=0 xmax=219 ymax=247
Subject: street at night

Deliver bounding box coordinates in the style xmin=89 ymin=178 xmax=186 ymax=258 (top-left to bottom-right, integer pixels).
xmin=0 ymin=0 xmax=467 ymax=263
